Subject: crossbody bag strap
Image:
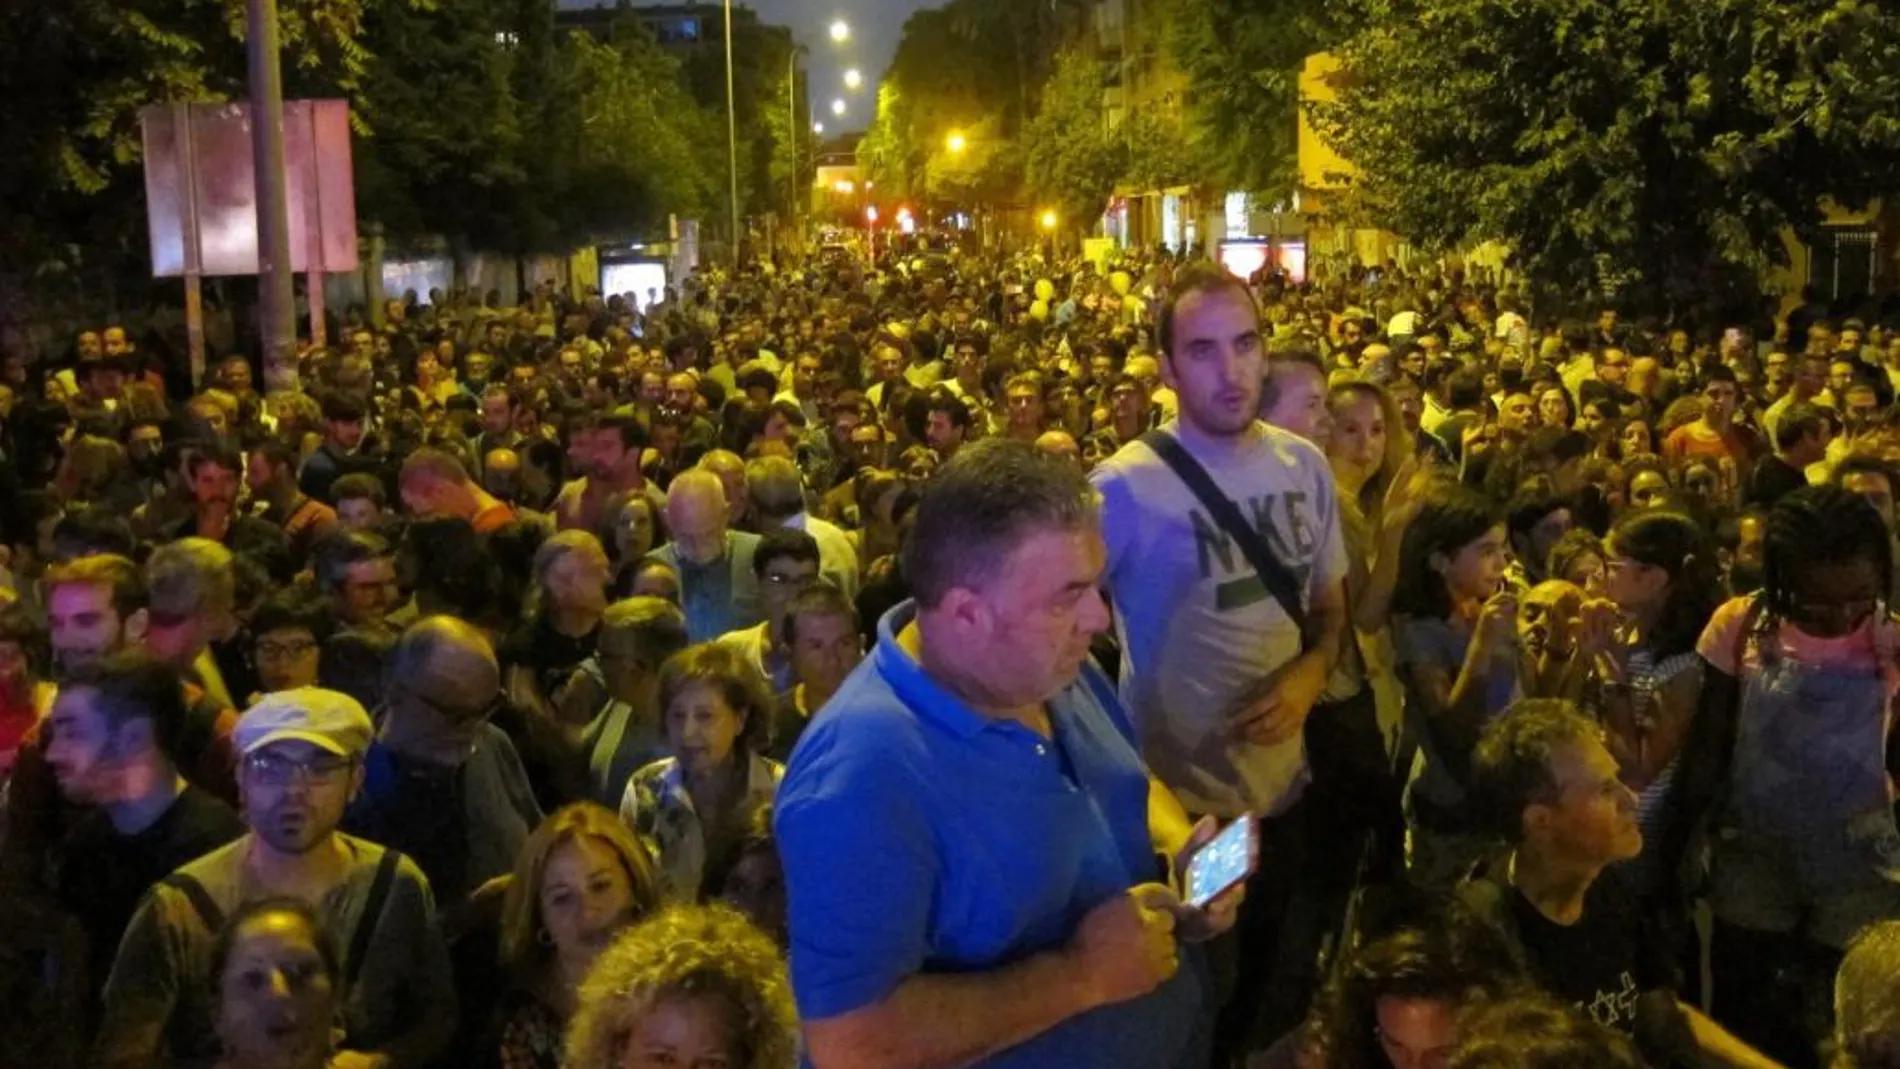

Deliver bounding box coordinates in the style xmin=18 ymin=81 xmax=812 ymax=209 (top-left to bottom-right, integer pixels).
xmin=1141 ymin=430 xmax=1311 ymax=642
xmin=343 ymin=848 xmax=402 ymax=991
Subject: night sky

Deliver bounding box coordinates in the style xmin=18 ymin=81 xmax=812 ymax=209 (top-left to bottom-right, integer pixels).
xmin=557 ymin=0 xmax=934 ymax=135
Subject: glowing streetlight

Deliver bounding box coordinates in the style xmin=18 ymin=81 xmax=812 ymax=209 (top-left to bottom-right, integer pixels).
xmin=834 ymin=180 xmax=855 ymax=194
xmin=844 ymin=68 xmax=863 ymax=90
xmin=866 ymin=205 xmax=880 ymax=224
xmin=831 ymin=98 xmax=847 ymax=117
xmin=1039 ymin=209 xmax=1059 ymax=231
xmin=829 ymin=19 xmax=850 ymax=43
xmin=812 ymin=121 xmax=825 ymax=134
xmin=946 ymin=131 xmax=967 ymax=154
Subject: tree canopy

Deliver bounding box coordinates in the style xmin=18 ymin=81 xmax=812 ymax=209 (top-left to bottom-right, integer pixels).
xmin=1316 ymin=0 xmax=1900 ymax=314
xmin=1023 ymin=49 xmax=1126 ymax=229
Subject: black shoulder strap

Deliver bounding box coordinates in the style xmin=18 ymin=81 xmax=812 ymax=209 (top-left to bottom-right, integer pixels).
xmin=343 ymin=849 xmax=402 ymax=991
xmin=1141 ymin=430 xmax=1311 ymax=640
xmin=161 ymin=873 xmax=226 ymax=934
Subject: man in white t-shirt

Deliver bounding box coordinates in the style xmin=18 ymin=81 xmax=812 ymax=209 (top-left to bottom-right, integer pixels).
xmin=1091 ymin=263 xmax=1348 ymax=1059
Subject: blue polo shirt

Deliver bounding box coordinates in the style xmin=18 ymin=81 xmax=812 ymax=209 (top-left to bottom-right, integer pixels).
xmin=774 ymin=602 xmax=1209 ymax=1069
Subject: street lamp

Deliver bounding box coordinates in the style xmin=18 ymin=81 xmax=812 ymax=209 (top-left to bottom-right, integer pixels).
xmin=844 ymin=68 xmax=863 ymax=90
xmin=829 ymin=19 xmax=850 ymax=42
xmin=722 ymin=0 xmax=740 ymax=264
xmin=831 ymin=98 xmax=846 ymax=117
xmin=946 ymin=131 xmax=967 ymax=154
xmin=813 ymin=121 xmax=825 ymax=134
xmin=1039 ymin=209 xmax=1059 ymax=231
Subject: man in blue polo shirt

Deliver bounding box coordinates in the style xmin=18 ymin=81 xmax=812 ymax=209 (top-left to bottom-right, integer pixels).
xmin=775 ymin=439 xmax=1236 ymax=1069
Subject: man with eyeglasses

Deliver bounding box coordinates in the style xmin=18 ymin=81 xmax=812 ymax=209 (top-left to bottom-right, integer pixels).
xmin=714 ymin=528 xmax=821 ymax=695
xmin=94 ymin=687 xmax=455 ymax=1069
xmin=343 ymin=615 xmax=542 ymax=906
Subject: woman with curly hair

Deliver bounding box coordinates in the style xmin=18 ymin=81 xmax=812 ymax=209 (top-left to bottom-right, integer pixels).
xmin=496 ymin=803 xmax=665 ymax=1069
xmin=564 ymin=904 xmax=797 ymax=1069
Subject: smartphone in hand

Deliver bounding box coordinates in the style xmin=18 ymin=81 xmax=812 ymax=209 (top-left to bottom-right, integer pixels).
xmin=1185 ymin=817 xmax=1259 ymax=908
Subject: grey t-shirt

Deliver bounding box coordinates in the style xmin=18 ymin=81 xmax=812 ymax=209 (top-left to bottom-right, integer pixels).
xmin=93 ymin=833 xmax=454 ymax=1069
xmin=1093 ymin=422 xmax=1348 ymax=818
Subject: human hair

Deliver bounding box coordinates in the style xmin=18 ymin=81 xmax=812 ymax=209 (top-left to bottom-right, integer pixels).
xmin=563 ymin=904 xmax=796 ymax=1069
xmin=1545 ymin=528 xmax=1604 ymax=587
xmin=1301 ymin=918 xmax=1524 ymax=1069
xmin=43 ymin=553 xmax=147 ymax=619
xmin=400 ymin=517 xmax=502 ymax=624
xmin=1760 ymin=485 xmax=1893 ymax=627
xmin=528 ymin=529 xmax=606 ymax=619
xmin=1470 ymin=699 xmax=1604 ymax=842
xmin=49 ymin=507 xmax=137 ymax=562
xmin=600 ymin=597 xmax=691 ymax=668
xmin=399 ymin=446 xmax=473 ymax=487
xmin=331 ymin=473 xmax=386 ymax=508
xmin=1450 ymin=993 xmax=1645 ymax=1069
xmin=312 ymin=530 xmax=393 ymax=597
xmin=1260 ymin=348 xmax=1326 ymax=413
xmin=1776 ymin=402 xmax=1830 ymax=451
xmin=60 ymin=651 xmax=193 ymax=766
xmin=185 ymin=440 xmax=242 ymax=479
xmin=1392 ymin=483 xmax=1502 ymax=620
xmin=782 ymin=581 xmax=859 ymax=646
xmin=1835 ymin=921 xmax=1900 ymax=1069
xmin=249 ymin=590 xmax=337 ymax=647
xmin=208 ymin=898 xmax=340 ymax=1004
xmin=245 ymin=437 xmax=299 ymax=478
xmin=1605 ymin=509 xmax=1718 ymax=658
xmin=1156 ymin=262 xmax=1256 ymax=362
xmin=144 ymin=538 xmax=235 ymax=625
xmin=597 ymin=413 xmax=646 ymax=452
xmin=1505 ymin=491 xmax=1568 ymax=545
xmin=320 ymin=393 xmax=366 ymax=423
xmin=925 ymin=388 xmax=972 ymax=429
xmin=1326 ymin=379 xmax=1410 ymax=512
xmin=657 ymin=643 xmax=775 ymax=757
xmin=499 ymin=803 xmax=664 ymax=982
xmin=752 ymin=527 xmax=820 ymax=580
xmin=744 ymin=456 xmax=806 ymax=525
xmin=902 ymin=438 xmax=1096 ymax=609
xmin=1836 ymin=455 xmax=1900 ymax=497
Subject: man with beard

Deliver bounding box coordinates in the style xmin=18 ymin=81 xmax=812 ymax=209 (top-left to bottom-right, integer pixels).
xmin=297 ymin=393 xmax=371 ymax=504
xmin=47 ymin=653 xmax=243 ymax=1021
xmin=165 ymin=442 xmax=289 ymax=568
xmin=555 ymin=414 xmax=663 ymax=534
xmin=93 ymin=688 xmax=455 ymax=1069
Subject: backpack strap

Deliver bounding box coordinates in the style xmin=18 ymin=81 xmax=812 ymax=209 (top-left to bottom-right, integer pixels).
xmin=161 ymin=873 xmax=226 ymax=934
xmin=343 ymin=849 xmax=402 ymax=991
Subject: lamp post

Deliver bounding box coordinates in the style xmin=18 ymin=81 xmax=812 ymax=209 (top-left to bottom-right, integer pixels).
xmin=724 ymin=0 xmax=740 ymax=265
xmin=788 ymin=44 xmax=806 ymax=252
xmin=248 ymin=0 xmax=296 ymax=391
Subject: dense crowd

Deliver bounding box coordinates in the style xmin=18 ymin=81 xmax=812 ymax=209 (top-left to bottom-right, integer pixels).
xmin=0 ymin=240 xmax=1898 ymax=1069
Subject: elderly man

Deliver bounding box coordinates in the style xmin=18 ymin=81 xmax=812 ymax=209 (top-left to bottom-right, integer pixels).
xmin=343 ymin=616 xmax=542 ymax=906
xmin=776 ymin=440 xmax=1235 ymax=1069
xmin=645 ymin=470 xmax=763 ymax=643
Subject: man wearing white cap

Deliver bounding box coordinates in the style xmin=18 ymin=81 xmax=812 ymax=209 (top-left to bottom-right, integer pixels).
xmin=94 ymin=687 xmax=456 ymax=1069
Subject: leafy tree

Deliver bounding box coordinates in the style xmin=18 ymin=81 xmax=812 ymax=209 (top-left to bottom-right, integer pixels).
xmin=1316 ymin=0 xmax=1900 ymax=314
xmin=1023 ymin=49 xmax=1126 ymax=232
xmin=1120 ymin=103 xmax=1197 ymax=194
xmin=1165 ymin=0 xmax=1336 ymax=201
xmin=563 ymin=27 xmax=720 ymax=238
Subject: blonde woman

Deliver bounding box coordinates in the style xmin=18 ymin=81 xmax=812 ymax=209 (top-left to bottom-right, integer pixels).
xmin=564 ymin=904 xmax=796 ymax=1069
xmin=497 ymin=803 xmax=664 ymax=1069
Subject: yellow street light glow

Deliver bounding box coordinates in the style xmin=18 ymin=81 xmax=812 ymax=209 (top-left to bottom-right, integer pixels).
xmin=834 ymin=180 xmax=855 ymax=194
xmin=1039 ymin=209 xmax=1059 ymax=230
xmin=831 ymin=98 xmax=847 ymax=117
xmin=829 ymin=19 xmax=850 ymax=42
xmin=844 ymin=69 xmax=863 ymax=90
xmin=946 ymin=131 xmax=967 ymax=153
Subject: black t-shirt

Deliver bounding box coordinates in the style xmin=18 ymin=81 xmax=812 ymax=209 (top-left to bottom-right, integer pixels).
xmin=1487 ymin=871 xmax=1676 ymax=1035
xmin=500 ymin=617 xmax=599 ymax=699
xmin=1747 ymin=453 xmax=1809 ymax=509
xmin=56 ymin=785 xmax=244 ymax=1000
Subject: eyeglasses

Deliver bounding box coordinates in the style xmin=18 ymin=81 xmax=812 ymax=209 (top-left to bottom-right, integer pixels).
xmin=255 ymin=640 xmax=319 ymax=661
xmin=246 ymin=751 xmax=354 ymax=786
xmin=764 ymin=572 xmax=818 ymax=589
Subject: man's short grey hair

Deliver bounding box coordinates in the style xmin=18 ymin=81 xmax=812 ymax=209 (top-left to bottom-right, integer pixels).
xmin=903 ymin=438 xmax=1097 ymax=608
xmin=145 ymin=538 xmax=235 ymax=621
xmin=1835 ymin=921 xmax=1900 ymax=1069
xmin=600 ymin=597 xmax=691 ymax=669
xmin=746 ymin=456 xmax=806 ymax=524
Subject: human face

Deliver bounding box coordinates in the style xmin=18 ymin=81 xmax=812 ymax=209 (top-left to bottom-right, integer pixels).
xmin=620 ymin=994 xmax=742 ymax=1069
xmin=327 ymin=415 xmax=365 ymax=450
xmin=876 ymin=347 xmax=904 ymax=382
xmin=1534 ymin=736 xmax=1643 ymax=865
xmin=1433 ymin=524 xmax=1508 ymax=602
xmin=1628 ymin=470 xmax=1668 ymax=508
xmin=1843 ymin=471 xmax=1896 ymax=531
xmin=794 ymin=356 xmax=821 ymax=396
xmin=1795 ymin=356 xmax=1827 ymax=395
xmin=667 ymin=376 xmax=697 ymax=412
xmin=925 ymin=411 xmax=964 ymax=455
xmin=482 ymin=395 xmax=514 ymax=436
xmin=1597 ymin=349 xmax=1629 ymax=384
xmin=1375 ymin=995 xmax=1459 ymax=1069
xmin=47 ymin=581 xmax=130 ymax=671
xmin=220 ymin=359 xmax=253 ymax=395
xmin=1602 ymin=548 xmax=1668 ymax=615
xmin=631 ymin=565 xmax=681 ymax=604
xmin=539 ymin=836 xmax=637 ymax=967
xmin=45 ymin=685 xmax=128 ymax=804
xmin=1579 ymin=403 xmax=1608 ymax=437
xmin=1261 ymin=363 xmax=1329 ymax=445
xmin=551 ymin=544 xmax=611 ymax=616
xmin=1621 ymin=421 xmax=1653 ymax=457
xmin=103 ymin=327 xmax=131 ymax=357
xmin=1538 ymin=389 xmax=1570 ymax=428
xmin=616 ymin=499 xmax=657 ymax=560
xmin=1845 ymin=387 xmax=1880 ymax=433
xmin=963 ymin=526 xmax=1112 ymax=708
xmin=1516 ymin=581 xmax=1581 ymax=660
xmin=244 ymin=450 xmax=278 ymax=494
xmin=788 ymin=610 xmax=862 ymax=700
xmin=1326 ymin=391 xmax=1386 ymax=476
xmin=1830 ymin=361 xmax=1857 ymax=395
xmin=1564 ymin=551 xmax=1606 ymax=595
xmin=215 ymin=911 xmax=336 ymax=1069
xmin=337 ymin=496 xmax=381 ymax=532
xmin=1164 ymin=286 xmax=1263 ymax=438
xmin=1784 ymin=555 xmax=1883 ymax=638
xmin=665 ymin=682 xmax=747 ymax=777
xmin=77 ymin=331 xmax=104 ymax=360
xmin=193 ymin=461 xmax=240 ymax=509
xmin=1005 ymin=386 xmax=1042 ymax=435
xmin=240 ymin=741 xmax=359 ymax=856
xmin=1498 ymin=393 xmax=1534 ymax=432
xmin=254 ymin=626 xmax=321 ymax=693
xmin=338 ymin=557 xmax=398 ymax=626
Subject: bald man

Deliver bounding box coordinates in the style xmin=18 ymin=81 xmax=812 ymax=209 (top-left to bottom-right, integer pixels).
xmin=399 ymin=447 xmax=518 ymax=534
xmin=343 ymin=615 xmax=542 ymax=904
xmin=698 ymin=450 xmax=751 ymax=528
xmin=482 ymin=447 xmax=522 ymax=503
xmin=644 ymin=470 xmax=764 ymax=643
xmin=1035 ymin=429 xmax=1083 ymax=468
